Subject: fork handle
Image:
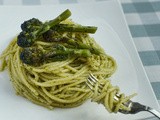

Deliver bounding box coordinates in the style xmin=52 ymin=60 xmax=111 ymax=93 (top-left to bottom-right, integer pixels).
xmin=147 ymin=107 xmax=160 ymax=119
xmin=130 ymin=102 xmax=160 ymax=119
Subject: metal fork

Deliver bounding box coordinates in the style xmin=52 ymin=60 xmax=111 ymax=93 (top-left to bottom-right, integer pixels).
xmin=86 ymin=73 xmax=160 ymax=119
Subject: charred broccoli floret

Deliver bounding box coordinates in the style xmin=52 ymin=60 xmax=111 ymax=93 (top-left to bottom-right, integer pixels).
xmin=42 ymin=29 xmax=68 ymax=42
xmin=17 ymin=29 xmax=39 ymax=48
xmin=20 ymin=47 xmax=43 ymax=66
xmin=21 ymin=18 xmax=42 ymax=32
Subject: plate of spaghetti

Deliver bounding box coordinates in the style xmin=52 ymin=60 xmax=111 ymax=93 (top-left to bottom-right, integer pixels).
xmin=0 ymin=1 xmax=159 ymax=120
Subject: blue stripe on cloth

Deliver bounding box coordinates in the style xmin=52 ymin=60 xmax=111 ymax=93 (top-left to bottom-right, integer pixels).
xmin=151 ymin=82 xmax=160 ymax=100
xmin=133 ymin=2 xmax=154 ymax=13
xmin=122 ymin=3 xmax=137 ymax=13
xmin=150 ymin=37 xmax=160 ymax=51
xmin=139 ymin=13 xmax=160 ymax=24
xmin=145 ymin=24 xmax=160 ymax=37
xmin=129 ymin=24 xmax=160 ymax=37
xmin=22 ymin=0 xmax=40 ymax=5
xmin=59 ymin=0 xmax=78 ymax=4
xmin=122 ymin=1 xmax=160 ymax=13
xmin=129 ymin=25 xmax=147 ymax=37
xmin=139 ymin=50 xmax=160 ymax=66
xmin=152 ymin=1 xmax=160 ymax=11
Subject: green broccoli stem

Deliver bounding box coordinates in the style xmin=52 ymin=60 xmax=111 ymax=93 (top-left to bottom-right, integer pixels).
xmin=52 ymin=24 xmax=97 ymax=34
xmin=67 ymin=39 xmax=90 ymax=49
xmin=49 ymin=9 xmax=71 ymax=27
xmin=44 ymin=45 xmax=91 ymax=58
xmin=37 ymin=9 xmax=72 ymax=35
xmin=66 ymin=39 xmax=101 ymax=55
xmin=44 ymin=49 xmax=91 ymax=58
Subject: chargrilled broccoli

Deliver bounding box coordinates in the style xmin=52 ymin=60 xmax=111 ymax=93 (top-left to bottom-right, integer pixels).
xmin=17 ymin=31 xmax=34 ymax=48
xmin=43 ymin=33 xmax=101 ymax=55
xmin=18 ymin=9 xmax=100 ymax=65
xmin=20 ymin=44 xmax=91 ymax=65
xmin=17 ymin=9 xmax=98 ymax=48
xmin=42 ymin=24 xmax=97 ymax=42
xmin=21 ymin=18 xmax=42 ymax=32
xmin=17 ymin=9 xmax=72 ymax=47
xmin=20 ymin=47 xmax=43 ymax=66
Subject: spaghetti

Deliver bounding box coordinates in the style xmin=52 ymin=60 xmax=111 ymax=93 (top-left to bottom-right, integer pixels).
xmin=0 ymin=18 xmax=134 ymax=113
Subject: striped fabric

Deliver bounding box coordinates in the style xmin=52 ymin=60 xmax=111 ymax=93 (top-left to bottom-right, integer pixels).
xmin=0 ymin=0 xmax=160 ymax=119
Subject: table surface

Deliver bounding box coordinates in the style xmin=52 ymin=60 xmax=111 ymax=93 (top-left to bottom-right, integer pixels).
xmin=0 ymin=0 xmax=160 ymax=119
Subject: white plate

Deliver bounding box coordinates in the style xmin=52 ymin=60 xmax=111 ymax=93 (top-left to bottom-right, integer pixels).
xmin=0 ymin=0 xmax=159 ymax=120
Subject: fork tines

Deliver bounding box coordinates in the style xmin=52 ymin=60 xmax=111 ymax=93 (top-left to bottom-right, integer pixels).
xmin=86 ymin=73 xmax=103 ymax=91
